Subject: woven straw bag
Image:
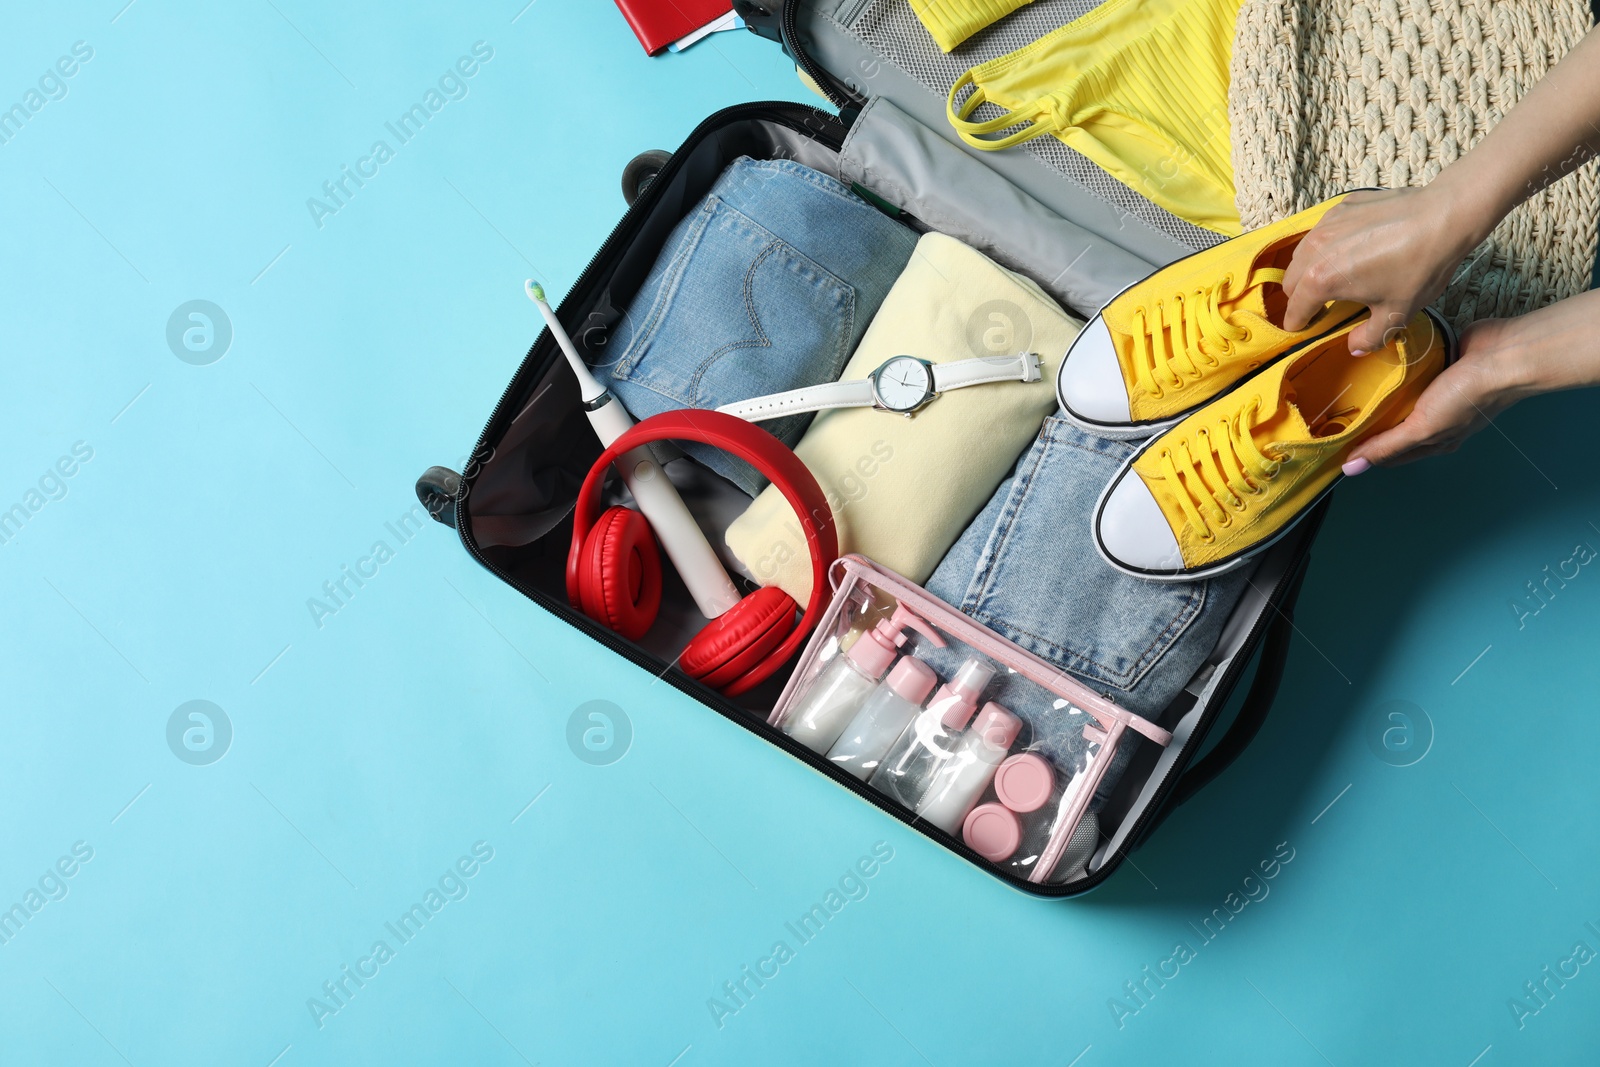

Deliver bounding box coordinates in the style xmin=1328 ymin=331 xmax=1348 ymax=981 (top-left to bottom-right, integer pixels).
xmin=1230 ymin=0 xmax=1598 ymax=331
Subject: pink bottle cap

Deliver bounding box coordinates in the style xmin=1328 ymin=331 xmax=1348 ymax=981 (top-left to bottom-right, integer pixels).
xmin=845 ymin=605 xmax=942 ymax=680
xmin=844 ymin=624 xmax=899 ymax=679
xmin=885 ymin=657 xmax=937 ymax=704
xmin=963 ymin=803 xmax=1022 ymax=862
xmin=932 ymin=658 xmax=995 ymax=729
xmin=993 ymin=753 xmax=1055 ymax=813
xmin=972 ymin=703 xmax=1022 ymax=751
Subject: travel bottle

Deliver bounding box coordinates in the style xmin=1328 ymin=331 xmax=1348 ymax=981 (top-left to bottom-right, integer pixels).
xmin=868 ymin=657 xmax=994 ymax=809
xmin=826 ymin=657 xmax=938 ymax=780
xmin=783 ymin=605 xmax=944 ymax=754
xmin=916 ymin=702 xmax=1022 ymax=833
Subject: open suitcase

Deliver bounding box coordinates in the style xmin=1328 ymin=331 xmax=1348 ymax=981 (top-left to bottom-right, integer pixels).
xmin=416 ymin=0 xmax=1326 ymax=897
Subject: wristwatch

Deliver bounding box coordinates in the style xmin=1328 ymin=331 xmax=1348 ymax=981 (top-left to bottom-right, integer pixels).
xmin=717 ymin=352 xmax=1042 ymax=422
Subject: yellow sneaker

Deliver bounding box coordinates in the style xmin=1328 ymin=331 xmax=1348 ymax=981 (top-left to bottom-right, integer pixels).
xmin=1093 ymin=308 xmax=1456 ymax=581
xmin=1058 ymin=193 xmax=1368 ymax=438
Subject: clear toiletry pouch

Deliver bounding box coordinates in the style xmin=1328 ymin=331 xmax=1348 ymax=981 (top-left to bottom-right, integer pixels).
xmin=770 ymin=555 xmax=1171 ymax=885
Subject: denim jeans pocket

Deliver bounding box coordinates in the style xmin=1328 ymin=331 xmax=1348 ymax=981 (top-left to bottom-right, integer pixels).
xmin=614 ymin=196 xmax=857 ymax=441
xmin=595 ymin=156 xmax=916 ymax=494
xmin=930 ymin=415 xmax=1222 ymax=705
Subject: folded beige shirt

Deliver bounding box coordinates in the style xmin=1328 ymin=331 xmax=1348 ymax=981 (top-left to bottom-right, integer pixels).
xmin=727 ymin=232 xmax=1082 ymax=603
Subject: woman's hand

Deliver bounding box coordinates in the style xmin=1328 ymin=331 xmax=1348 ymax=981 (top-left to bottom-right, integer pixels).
xmin=1278 ymin=27 xmax=1600 ymax=359
xmin=1275 ymin=28 xmax=1600 ymax=470
xmin=1344 ymin=289 xmax=1600 ymax=471
xmin=1340 ymin=320 xmax=1518 ymax=471
xmin=1280 ymin=186 xmax=1487 ymax=355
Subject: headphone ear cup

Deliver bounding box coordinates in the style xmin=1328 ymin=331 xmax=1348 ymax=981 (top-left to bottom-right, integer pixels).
xmin=578 ymin=506 xmax=661 ymax=641
xmin=680 ymin=585 xmax=797 ymax=692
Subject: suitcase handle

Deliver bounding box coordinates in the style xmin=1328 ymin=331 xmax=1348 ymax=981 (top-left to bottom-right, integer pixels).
xmin=733 ymin=0 xmax=781 ymax=42
xmin=1163 ymin=552 xmax=1312 ymax=812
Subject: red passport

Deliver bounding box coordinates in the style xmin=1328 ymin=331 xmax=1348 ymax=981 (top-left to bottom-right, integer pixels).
xmin=615 ymin=0 xmax=734 ymax=55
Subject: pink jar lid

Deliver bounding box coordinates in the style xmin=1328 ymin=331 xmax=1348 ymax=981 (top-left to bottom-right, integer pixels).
xmin=963 ymin=803 xmax=1022 ymax=862
xmin=993 ymin=753 xmax=1055 ymax=813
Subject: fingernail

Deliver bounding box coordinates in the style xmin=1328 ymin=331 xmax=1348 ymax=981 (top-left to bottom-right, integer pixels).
xmin=1342 ymin=457 xmax=1370 ymax=476
xmin=1349 ymin=348 xmax=1369 ymax=357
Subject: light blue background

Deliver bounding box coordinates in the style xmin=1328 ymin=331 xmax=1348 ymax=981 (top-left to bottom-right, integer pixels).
xmin=2 ymin=2 xmax=1597 ymax=1064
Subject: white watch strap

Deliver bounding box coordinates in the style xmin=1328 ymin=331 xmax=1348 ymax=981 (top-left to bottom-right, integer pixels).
xmin=931 ymin=352 xmax=1042 ymax=392
xmin=717 ymin=352 xmax=1042 ymax=423
xmin=716 ymin=378 xmax=875 ymax=422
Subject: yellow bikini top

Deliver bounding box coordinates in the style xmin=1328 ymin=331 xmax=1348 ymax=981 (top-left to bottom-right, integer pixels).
xmin=942 ymin=0 xmax=1245 ymax=235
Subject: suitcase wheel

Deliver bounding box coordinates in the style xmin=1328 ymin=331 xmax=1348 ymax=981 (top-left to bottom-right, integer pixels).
xmin=621 ymin=150 xmax=672 ymax=207
xmin=415 ymin=465 xmax=462 ymax=528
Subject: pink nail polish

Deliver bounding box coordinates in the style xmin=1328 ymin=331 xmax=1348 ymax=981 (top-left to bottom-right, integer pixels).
xmin=1342 ymin=457 xmax=1371 ymax=476
xmin=1349 ymin=348 xmax=1369 ymax=357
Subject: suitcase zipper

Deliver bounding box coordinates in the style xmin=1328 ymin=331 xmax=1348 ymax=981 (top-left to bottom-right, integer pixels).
xmin=450 ymin=101 xmax=1315 ymax=897
xmin=833 ymin=0 xmax=876 ymax=29
xmin=780 ymin=0 xmax=860 ymax=109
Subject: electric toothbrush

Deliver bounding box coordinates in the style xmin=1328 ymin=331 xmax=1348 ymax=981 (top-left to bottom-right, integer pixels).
xmin=526 ymin=281 xmax=741 ymax=620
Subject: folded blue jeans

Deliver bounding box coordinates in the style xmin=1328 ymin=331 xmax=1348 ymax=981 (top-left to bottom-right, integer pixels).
xmin=922 ymin=414 xmax=1251 ymax=796
xmin=595 ymin=156 xmax=918 ymax=494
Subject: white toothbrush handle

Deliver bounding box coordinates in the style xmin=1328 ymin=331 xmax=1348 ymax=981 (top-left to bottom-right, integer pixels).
xmin=587 ymin=397 xmax=742 ymax=620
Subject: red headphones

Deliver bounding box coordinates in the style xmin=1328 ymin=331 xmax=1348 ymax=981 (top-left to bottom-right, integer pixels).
xmin=566 ymin=410 xmax=838 ymax=697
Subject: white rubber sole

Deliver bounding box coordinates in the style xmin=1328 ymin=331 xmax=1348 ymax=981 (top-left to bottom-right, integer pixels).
xmin=1055 ymin=276 xmax=1183 ymax=441
xmin=1091 ymin=463 xmax=1334 ymax=583
xmin=1055 ymin=228 xmax=1260 ymax=441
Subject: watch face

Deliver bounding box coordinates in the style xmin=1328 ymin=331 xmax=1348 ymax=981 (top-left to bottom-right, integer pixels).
xmin=872 ymin=356 xmax=933 ymax=413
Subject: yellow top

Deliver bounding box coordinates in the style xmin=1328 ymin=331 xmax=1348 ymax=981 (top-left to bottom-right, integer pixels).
xmin=948 ymin=0 xmax=1244 ymax=235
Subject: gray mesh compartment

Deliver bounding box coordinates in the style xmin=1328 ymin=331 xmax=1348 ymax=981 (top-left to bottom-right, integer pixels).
xmin=836 ymin=0 xmax=1220 ymax=250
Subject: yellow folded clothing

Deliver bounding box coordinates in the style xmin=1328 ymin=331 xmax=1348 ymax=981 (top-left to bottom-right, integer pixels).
xmin=726 ymin=232 xmax=1082 ymax=603
xmin=910 ymin=0 xmax=1035 ymax=52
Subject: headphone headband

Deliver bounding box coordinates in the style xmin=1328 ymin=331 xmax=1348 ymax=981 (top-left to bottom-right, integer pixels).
xmin=567 ymin=410 xmax=838 ymax=694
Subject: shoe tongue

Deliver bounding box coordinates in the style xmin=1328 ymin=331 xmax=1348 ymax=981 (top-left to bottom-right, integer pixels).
xmin=1253 ymin=385 xmax=1312 ymax=444
xmin=1217 ymin=268 xmax=1283 ymax=333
